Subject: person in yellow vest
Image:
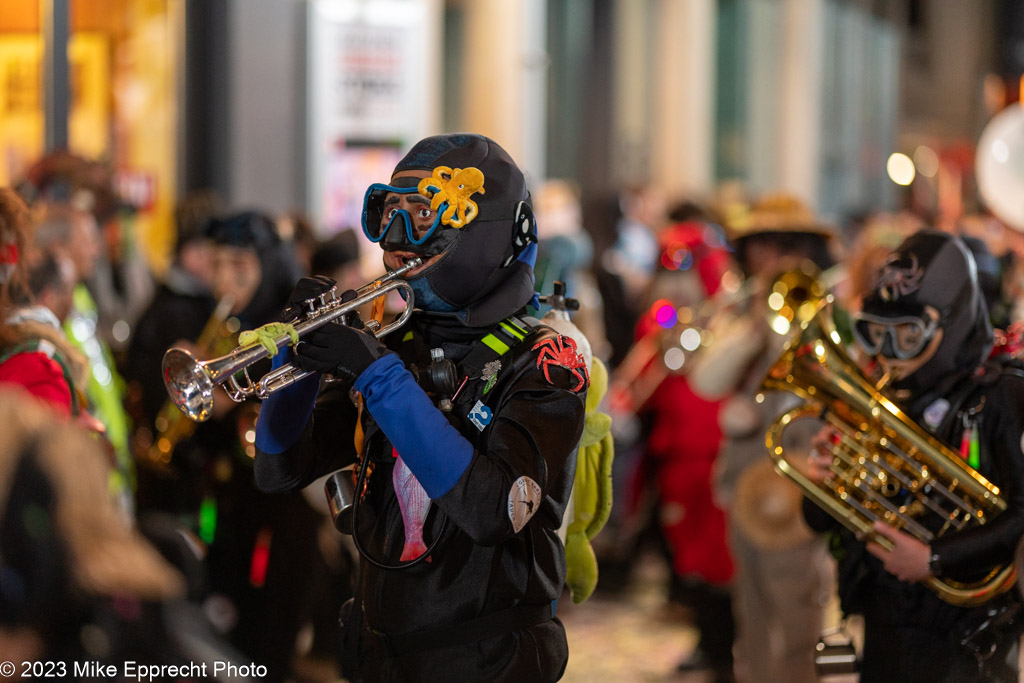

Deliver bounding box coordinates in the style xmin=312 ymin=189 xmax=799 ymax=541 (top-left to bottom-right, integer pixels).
xmin=32 ymin=201 xmax=135 ymax=515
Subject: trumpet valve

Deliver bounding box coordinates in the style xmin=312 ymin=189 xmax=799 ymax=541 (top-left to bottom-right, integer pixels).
xmin=305 ymin=288 xmax=338 ymax=316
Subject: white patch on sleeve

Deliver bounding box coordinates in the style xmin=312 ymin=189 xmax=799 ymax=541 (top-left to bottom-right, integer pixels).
xmin=507 ymin=475 xmax=542 ymax=533
xmin=1019 ymin=431 xmax=1024 ymax=456
xmin=923 ymin=398 xmax=950 ymax=430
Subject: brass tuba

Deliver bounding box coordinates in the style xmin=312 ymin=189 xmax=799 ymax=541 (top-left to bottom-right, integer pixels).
xmin=759 ymin=298 xmax=1015 ymax=606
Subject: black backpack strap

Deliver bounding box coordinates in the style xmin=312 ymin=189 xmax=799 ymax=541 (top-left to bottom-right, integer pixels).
xmin=459 ymin=315 xmax=534 ymax=380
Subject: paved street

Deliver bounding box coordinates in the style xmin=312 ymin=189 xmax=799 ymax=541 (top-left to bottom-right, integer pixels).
xmin=560 ymin=552 xmax=709 ymax=683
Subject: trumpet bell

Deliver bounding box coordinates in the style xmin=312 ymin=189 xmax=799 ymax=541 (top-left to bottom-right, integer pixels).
xmin=163 ymin=347 xmax=215 ymax=422
xmin=160 ymin=256 xmax=422 ymax=423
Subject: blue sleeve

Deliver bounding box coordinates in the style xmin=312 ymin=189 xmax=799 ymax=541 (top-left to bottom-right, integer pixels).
xmin=354 ymin=353 xmax=474 ymax=498
xmin=254 ymin=348 xmax=320 ymax=454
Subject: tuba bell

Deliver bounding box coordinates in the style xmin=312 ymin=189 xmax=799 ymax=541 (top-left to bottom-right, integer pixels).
xmin=758 ymin=298 xmax=1015 ymax=607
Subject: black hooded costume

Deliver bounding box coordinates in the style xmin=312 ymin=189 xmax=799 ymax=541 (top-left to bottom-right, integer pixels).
xmin=806 ymin=230 xmax=1024 ymax=682
xmin=254 ymin=135 xmax=588 ymax=682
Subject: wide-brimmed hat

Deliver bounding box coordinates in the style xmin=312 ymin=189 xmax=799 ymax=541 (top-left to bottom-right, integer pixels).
xmin=726 ymin=193 xmax=836 ymax=242
xmin=732 ymin=457 xmax=814 ymax=551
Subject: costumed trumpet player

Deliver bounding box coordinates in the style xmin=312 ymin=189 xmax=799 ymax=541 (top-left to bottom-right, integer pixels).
xmin=803 ymin=229 xmax=1024 ymax=682
xmin=126 ymin=191 xmax=221 ymax=459
xmin=686 ymin=193 xmax=837 ymax=683
xmin=254 ymin=134 xmax=588 ymax=682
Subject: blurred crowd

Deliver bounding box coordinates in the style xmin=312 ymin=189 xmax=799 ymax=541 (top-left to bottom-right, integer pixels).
xmin=3 ymin=148 xmax=1024 ymax=682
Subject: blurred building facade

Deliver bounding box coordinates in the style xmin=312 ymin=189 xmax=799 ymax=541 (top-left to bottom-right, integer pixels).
xmin=2 ymin=0 xmax=1018 ymax=265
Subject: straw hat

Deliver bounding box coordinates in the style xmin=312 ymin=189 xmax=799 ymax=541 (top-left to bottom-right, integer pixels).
xmin=726 ymin=193 xmax=836 ymax=242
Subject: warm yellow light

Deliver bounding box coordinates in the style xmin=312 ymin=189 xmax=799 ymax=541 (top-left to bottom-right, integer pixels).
xmin=771 ymin=316 xmax=791 ymax=336
xmin=887 ymin=153 xmax=916 ymax=186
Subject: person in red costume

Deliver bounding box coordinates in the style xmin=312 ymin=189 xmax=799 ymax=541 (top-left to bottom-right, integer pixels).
xmin=611 ymin=219 xmax=738 ymax=681
xmin=0 ymin=188 xmax=89 ymax=419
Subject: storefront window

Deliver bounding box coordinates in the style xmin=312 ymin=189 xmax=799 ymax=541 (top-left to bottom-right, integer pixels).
xmin=0 ymin=0 xmax=178 ymax=274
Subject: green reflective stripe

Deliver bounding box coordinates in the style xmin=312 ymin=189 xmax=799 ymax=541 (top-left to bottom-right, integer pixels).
xmin=402 ymin=331 xmax=415 ymax=342
xmin=481 ymin=334 xmax=510 ymax=355
xmin=505 ymin=317 xmax=529 ymax=337
xmin=499 ymin=321 xmax=526 ymax=341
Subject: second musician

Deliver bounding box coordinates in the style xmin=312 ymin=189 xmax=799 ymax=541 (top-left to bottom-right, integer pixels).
xmin=805 ymin=229 xmax=1024 ymax=682
xmin=687 ymin=194 xmax=837 ymax=683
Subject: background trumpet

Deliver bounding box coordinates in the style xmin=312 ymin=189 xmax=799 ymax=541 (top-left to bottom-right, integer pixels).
xmin=611 ymin=262 xmax=823 ymax=416
xmin=162 ymin=258 xmax=421 ymax=422
xmin=140 ymin=295 xmax=238 ymax=468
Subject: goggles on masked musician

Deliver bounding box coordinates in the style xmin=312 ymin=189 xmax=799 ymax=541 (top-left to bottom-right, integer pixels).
xmin=852 ymin=311 xmax=939 ymax=360
xmin=361 ymin=183 xmax=447 ymax=246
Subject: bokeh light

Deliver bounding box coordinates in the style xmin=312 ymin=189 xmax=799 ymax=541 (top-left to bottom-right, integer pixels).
xmin=887 ymin=152 xmax=916 ymax=186
xmin=913 ymin=145 xmax=939 ymax=178
xmin=653 ymin=300 xmax=678 ymax=328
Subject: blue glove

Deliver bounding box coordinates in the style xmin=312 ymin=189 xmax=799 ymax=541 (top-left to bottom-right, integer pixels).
xmin=293 ymin=322 xmax=394 ymax=382
xmin=355 ymin=355 xmax=474 ymax=498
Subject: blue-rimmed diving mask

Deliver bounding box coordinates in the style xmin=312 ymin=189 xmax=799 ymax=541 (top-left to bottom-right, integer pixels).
xmin=362 ymin=182 xmax=449 ymax=247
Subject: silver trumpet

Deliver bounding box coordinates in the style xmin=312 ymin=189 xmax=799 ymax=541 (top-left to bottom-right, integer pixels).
xmin=162 ymin=258 xmax=421 ymax=422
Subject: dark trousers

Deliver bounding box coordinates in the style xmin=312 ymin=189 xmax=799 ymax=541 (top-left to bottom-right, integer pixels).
xmin=861 ymin=614 xmax=1019 ymax=683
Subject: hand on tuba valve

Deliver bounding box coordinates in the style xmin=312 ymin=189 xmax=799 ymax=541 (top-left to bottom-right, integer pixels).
xmin=759 ymin=297 xmax=1015 ymax=606
xmin=161 ymin=258 xmax=421 ymax=423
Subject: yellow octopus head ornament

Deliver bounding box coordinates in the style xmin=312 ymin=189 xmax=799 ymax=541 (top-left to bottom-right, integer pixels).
xmin=417 ymin=166 xmax=486 ymax=229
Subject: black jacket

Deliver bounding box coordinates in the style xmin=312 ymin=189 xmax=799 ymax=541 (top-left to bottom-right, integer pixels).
xmin=255 ymin=311 xmax=587 ymax=682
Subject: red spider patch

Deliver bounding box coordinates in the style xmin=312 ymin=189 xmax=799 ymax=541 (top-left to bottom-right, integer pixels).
xmin=533 ymin=335 xmax=589 ymax=392
xmin=992 ymin=321 xmax=1024 ymax=360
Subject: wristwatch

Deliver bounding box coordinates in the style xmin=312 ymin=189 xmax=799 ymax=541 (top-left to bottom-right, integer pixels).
xmin=928 ymin=551 xmax=942 ymax=577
